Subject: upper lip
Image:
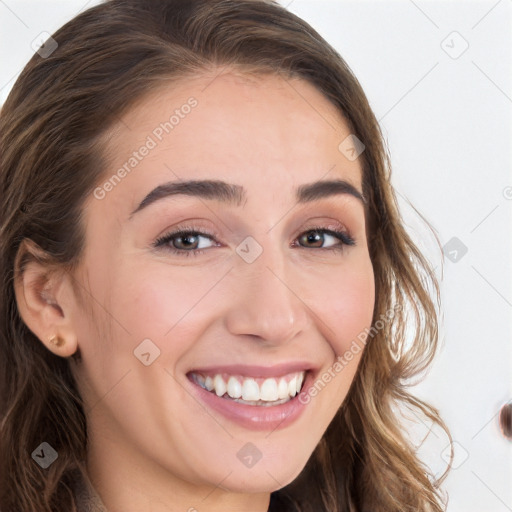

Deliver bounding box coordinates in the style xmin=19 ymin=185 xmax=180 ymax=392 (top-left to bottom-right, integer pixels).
xmin=188 ymin=361 xmax=318 ymax=379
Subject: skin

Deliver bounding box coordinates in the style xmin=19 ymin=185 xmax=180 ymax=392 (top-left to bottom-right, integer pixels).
xmin=15 ymin=69 xmax=375 ymax=512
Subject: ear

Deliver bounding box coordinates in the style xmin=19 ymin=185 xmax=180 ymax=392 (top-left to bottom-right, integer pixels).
xmin=13 ymin=238 xmax=79 ymax=358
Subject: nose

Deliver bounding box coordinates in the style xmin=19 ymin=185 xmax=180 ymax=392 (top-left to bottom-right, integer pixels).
xmin=223 ymin=245 xmax=312 ymax=346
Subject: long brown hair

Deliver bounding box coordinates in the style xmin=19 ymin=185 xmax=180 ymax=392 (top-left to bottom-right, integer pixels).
xmin=0 ymin=1 xmax=453 ymax=510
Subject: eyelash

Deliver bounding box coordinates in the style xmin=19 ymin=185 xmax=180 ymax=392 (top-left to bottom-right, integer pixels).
xmin=153 ymin=224 xmax=355 ymax=258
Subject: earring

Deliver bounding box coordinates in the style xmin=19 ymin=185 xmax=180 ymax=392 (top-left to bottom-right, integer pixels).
xmin=49 ymin=334 xmax=65 ymax=347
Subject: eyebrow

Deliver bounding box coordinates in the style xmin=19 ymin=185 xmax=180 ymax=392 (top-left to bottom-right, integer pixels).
xmin=128 ymin=178 xmax=366 ymax=219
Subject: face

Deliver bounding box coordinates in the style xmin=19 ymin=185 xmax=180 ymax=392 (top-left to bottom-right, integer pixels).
xmin=71 ymin=70 xmax=375 ymax=502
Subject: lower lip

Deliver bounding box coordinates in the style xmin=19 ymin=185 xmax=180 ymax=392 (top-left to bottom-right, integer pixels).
xmin=186 ymin=371 xmax=315 ymax=431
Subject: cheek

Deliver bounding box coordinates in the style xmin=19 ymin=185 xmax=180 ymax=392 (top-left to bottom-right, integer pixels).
xmin=110 ymin=266 xmax=205 ymax=335
xmin=295 ymin=256 xmax=374 ymax=418
xmin=105 ymin=263 xmax=226 ymax=368
xmin=313 ymin=257 xmax=375 ymax=355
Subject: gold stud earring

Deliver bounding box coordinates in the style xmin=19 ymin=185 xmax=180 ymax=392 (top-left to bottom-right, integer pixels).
xmin=48 ymin=334 xmax=65 ymax=347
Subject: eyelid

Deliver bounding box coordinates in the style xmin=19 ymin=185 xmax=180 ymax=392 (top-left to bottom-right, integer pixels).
xmin=297 ymin=219 xmax=349 ymax=237
xmin=154 ymin=220 xmax=220 ymax=238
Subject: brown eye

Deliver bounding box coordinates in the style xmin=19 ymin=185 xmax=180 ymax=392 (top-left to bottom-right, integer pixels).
xmin=296 ymin=228 xmax=355 ymax=250
xmin=173 ymin=233 xmax=201 ymax=250
xmin=299 ymin=230 xmax=324 ymax=248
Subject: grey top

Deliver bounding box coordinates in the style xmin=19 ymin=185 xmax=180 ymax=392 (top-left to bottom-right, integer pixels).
xmin=72 ymin=469 xmax=108 ymax=512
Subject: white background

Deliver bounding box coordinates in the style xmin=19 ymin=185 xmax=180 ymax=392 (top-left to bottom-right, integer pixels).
xmin=1 ymin=1 xmax=511 ymax=511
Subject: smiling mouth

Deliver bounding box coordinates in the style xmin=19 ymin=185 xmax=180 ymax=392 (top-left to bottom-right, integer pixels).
xmin=187 ymin=370 xmax=308 ymax=407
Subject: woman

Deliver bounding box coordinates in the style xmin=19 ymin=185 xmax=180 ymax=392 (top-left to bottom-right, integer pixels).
xmin=0 ymin=0 xmax=453 ymax=511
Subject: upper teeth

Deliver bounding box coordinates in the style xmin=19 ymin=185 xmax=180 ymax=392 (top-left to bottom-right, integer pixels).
xmin=191 ymin=371 xmax=306 ymax=401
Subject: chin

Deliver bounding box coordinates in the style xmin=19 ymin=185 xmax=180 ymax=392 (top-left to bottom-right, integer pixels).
xmin=215 ymin=458 xmax=308 ymax=494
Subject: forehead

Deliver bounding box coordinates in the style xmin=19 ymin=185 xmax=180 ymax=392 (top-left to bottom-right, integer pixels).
xmin=94 ymin=70 xmax=363 ymax=215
